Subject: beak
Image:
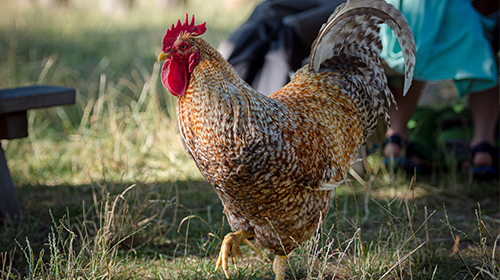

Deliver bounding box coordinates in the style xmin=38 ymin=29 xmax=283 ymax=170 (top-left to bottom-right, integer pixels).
xmin=157 ymin=51 xmax=171 ymax=62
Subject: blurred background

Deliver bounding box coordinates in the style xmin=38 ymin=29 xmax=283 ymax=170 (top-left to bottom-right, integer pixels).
xmin=0 ymin=0 xmax=260 ymax=185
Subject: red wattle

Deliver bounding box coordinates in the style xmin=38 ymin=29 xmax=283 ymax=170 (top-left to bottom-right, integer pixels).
xmin=161 ymin=58 xmax=187 ymax=97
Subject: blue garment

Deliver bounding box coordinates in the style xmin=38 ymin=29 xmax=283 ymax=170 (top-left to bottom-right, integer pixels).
xmin=380 ymin=0 xmax=498 ymax=97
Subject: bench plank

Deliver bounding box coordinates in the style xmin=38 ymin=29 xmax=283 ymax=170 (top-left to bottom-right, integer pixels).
xmin=0 ymin=86 xmax=75 ymax=114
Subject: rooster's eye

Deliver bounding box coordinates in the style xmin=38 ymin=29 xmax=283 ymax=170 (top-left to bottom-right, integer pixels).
xmin=180 ymin=44 xmax=187 ymax=50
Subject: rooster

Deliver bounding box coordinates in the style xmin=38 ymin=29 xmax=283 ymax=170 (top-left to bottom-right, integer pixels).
xmin=157 ymin=0 xmax=415 ymax=279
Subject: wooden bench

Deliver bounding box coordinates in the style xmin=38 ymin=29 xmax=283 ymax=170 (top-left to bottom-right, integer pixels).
xmin=0 ymin=85 xmax=75 ymax=221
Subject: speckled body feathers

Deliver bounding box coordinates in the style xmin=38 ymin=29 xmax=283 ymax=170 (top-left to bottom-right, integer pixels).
xmin=175 ymin=0 xmax=415 ymax=255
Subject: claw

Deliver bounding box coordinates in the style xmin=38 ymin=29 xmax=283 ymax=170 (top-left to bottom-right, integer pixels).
xmin=215 ymin=230 xmax=261 ymax=279
xmin=242 ymin=238 xmax=264 ymax=259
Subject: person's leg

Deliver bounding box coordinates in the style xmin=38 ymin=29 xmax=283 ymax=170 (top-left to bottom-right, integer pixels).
xmin=384 ymin=81 xmax=424 ymax=157
xmin=468 ymin=85 xmax=499 ymax=167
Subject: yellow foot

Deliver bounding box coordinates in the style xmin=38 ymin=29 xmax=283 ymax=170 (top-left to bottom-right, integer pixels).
xmin=215 ymin=230 xmax=263 ymax=279
xmin=273 ymin=255 xmax=286 ymax=280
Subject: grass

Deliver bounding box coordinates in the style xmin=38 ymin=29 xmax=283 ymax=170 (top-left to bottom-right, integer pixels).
xmin=1 ymin=0 xmax=499 ymax=279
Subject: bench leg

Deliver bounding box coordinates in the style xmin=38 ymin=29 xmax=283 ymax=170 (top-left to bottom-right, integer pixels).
xmin=0 ymin=145 xmax=21 ymax=221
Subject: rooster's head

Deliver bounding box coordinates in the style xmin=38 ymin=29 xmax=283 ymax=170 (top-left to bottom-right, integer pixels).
xmin=158 ymin=14 xmax=206 ymax=97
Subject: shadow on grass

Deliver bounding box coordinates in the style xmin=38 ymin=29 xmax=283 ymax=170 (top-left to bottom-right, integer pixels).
xmin=1 ymin=180 xmax=222 ymax=275
xmin=1 ymin=173 xmax=499 ymax=279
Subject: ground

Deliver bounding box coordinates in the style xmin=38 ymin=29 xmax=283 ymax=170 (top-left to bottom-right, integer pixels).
xmin=0 ymin=1 xmax=499 ymax=279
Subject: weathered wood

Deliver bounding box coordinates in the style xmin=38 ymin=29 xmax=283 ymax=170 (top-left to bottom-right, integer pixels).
xmin=0 ymin=146 xmax=21 ymax=221
xmin=0 ymin=85 xmax=75 ymax=115
xmin=0 ymin=111 xmax=28 ymax=139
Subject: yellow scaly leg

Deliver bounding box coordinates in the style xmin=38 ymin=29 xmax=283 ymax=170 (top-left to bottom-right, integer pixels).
xmin=215 ymin=230 xmax=263 ymax=279
xmin=273 ymin=255 xmax=286 ymax=280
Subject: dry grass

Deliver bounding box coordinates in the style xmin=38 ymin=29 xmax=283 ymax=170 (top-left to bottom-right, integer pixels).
xmin=0 ymin=1 xmax=499 ymax=279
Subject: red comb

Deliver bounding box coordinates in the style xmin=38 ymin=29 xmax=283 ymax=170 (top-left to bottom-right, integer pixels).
xmin=162 ymin=14 xmax=206 ymax=49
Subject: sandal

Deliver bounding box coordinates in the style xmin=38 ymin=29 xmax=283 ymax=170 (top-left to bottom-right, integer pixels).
xmin=435 ymin=107 xmax=473 ymax=173
xmin=436 ymin=108 xmax=499 ymax=180
xmin=383 ymin=107 xmax=439 ymax=174
xmin=383 ymin=134 xmax=433 ymax=174
xmin=470 ymin=142 xmax=499 ymax=180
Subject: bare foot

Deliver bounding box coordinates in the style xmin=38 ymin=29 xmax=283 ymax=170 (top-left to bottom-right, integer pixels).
xmin=471 ymin=141 xmax=495 ymax=167
xmin=472 ymin=151 xmax=493 ymax=167
xmin=384 ymin=130 xmax=409 ymax=158
xmin=384 ymin=142 xmax=404 ymax=158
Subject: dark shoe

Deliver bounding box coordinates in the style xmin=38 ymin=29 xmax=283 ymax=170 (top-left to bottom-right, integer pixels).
xmin=470 ymin=142 xmax=499 ymax=180
xmin=435 ymin=107 xmax=473 ymax=173
xmin=435 ymin=108 xmax=499 ymax=180
xmin=383 ymin=134 xmax=433 ymax=174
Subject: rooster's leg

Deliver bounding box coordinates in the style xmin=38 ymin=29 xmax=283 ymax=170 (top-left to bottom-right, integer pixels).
xmin=273 ymin=255 xmax=286 ymax=280
xmin=216 ymin=230 xmax=263 ymax=279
